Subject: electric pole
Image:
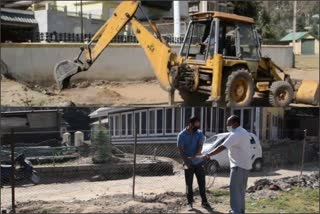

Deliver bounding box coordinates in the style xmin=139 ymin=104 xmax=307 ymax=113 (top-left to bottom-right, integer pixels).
xmin=173 ymin=1 xmax=181 ymax=42
xmin=80 ymin=0 xmax=83 ymax=42
xmin=292 ymin=1 xmax=297 ymax=55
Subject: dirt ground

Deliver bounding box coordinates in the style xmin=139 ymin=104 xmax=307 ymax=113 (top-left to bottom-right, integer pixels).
xmin=0 ymin=78 xmax=181 ymax=107
xmin=1 ymin=164 xmax=318 ymax=213
xmin=1 ymin=67 xmax=318 ymax=107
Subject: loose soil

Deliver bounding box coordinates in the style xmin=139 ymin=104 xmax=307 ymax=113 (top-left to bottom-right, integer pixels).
xmin=1 ymin=68 xmax=318 ymax=107
xmin=1 ymin=163 xmax=318 ymax=213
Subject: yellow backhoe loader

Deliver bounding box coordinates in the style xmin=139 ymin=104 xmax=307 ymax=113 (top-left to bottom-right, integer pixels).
xmin=54 ymin=0 xmax=319 ymax=107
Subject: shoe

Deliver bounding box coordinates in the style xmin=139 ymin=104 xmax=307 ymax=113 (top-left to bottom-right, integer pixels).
xmin=186 ymin=203 xmax=193 ymax=211
xmin=201 ymin=202 xmax=212 ymax=210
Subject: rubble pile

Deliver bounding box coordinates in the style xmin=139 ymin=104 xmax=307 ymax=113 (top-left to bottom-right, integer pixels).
xmin=248 ymin=172 xmax=319 ymax=193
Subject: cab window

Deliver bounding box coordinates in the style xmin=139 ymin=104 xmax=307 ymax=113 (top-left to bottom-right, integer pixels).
xmin=219 ymin=21 xmax=237 ymax=57
xmin=180 ymin=20 xmax=214 ymax=61
xmin=238 ymin=23 xmax=259 ymax=60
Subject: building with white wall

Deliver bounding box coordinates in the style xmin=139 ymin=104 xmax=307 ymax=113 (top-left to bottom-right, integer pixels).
xmin=39 ymin=1 xmax=189 ymax=21
xmin=89 ymin=107 xmax=286 ymax=146
xmin=188 ymin=0 xmax=234 ymax=14
xmin=34 ymin=5 xmax=105 ymax=35
xmin=1 ymin=109 xmax=68 ymax=146
xmin=31 ymin=1 xmax=189 ymax=37
xmin=280 ymin=32 xmax=319 ymax=55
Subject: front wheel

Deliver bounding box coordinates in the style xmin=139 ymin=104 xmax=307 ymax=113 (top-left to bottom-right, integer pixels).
xmin=269 ymin=81 xmax=294 ymax=107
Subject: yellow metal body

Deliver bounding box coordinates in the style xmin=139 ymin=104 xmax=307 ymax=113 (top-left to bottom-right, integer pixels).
xmin=258 ymin=57 xmax=286 ymax=81
xmin=80 ymin=0 xmax=178 ymax=92
xmin=256 ymin=82 xmax=270 ymax=92
xmin=296 ymin=80 xmax=319 ymax=105
xmin=79 ymin=0 xmax=262 ymax=98
xmin=191 ymin=11 xmax=254 ymax=23
xmin=85 ymin=1 xmax=139 ymax=63
xmin=130 ymin=17 xmax=177 ymax=91
xmin=211 ymin=54 xmax=223 ymax=101
xmin=58 ymin=0 xmax=319 ymax=106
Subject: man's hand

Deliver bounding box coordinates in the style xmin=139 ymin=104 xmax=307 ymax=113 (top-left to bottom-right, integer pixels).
xmin=184 ymin=161 xmax=192 ymax=169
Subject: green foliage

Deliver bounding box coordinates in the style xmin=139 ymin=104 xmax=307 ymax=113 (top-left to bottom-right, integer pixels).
xmin=246 ymin=187 xmax=320 ymax=213
xmin=91 ymin=125 xmax=112 ymax=164
xmin=231 ymin=1 xmax=261 ymax=19
xmin=256 ymin=8 xmax=277 ymax=39
xmin=309 ymin=19 xmax=319 ymax=38
xmin=297 ymin=15 xmax=306 ymax=32
xmin=230 ymin=1 xmax=320 ymax=40
xmin=62 ymin=107 xmax=93 ymax=132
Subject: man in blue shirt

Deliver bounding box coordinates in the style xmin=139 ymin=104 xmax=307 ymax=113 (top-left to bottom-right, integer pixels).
xmin=177 ymin=117 xmax=211 ymax=211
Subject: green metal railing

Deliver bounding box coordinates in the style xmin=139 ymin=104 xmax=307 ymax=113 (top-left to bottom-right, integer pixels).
xmin=0 ymin=146 xmax=79 ymax=166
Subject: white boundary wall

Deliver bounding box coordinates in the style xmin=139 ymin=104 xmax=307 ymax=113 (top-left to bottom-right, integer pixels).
xmin=1 ymin=43 xmax=293 ymax=86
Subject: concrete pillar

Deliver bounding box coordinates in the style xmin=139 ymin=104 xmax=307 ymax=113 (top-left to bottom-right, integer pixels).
xmin=173 ymin=1 xmax=181 ymax=40
xmin=62 ymin=132 xmax=71 ymax=146
xmin=45 ymin=2 xmax=50 ymax=10
xmin=292 ymin=1 xmax=297 ymax=55
xmin=200 ymin=1 xmax=208 ymax=12
xmin=74 ymin=131 xmax=84 ymax=147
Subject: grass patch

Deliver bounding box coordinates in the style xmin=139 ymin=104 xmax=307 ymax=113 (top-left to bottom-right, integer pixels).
xmin=212 ymin=189 xmax=229 ymax=197
xmin=247 ymin=187 xmax=320 ymax=213
xmin=209 ymin=189 xmax=229 ymax=204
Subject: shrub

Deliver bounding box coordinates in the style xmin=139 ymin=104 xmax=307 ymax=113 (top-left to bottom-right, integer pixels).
xmin=91 ymin=125 xmax=112 ymax=164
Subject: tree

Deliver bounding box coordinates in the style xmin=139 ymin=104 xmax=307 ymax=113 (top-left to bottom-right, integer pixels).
xmin=62 ymin=107 xmax=97 ymax=142
xmin=263 ymin=25 xmax=277 ymax=40
xmin=91 ymin=124 xmax=112 ymax=164
xmin=62 ymin=107 xmax=92 ymax=132
xmin=310 ymin=22 xmax=319 ymax=38
xmin=297 ymin=15 xmax=306 ymax=32
xmin=256 ymin=7 xmax=277 ymax=39
xmin=231 ymin=1 xmax=261 ymax=19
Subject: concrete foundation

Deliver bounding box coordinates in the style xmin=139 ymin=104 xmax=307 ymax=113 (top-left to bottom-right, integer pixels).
xmin=34 ymin=161 xmax=174 ymax=184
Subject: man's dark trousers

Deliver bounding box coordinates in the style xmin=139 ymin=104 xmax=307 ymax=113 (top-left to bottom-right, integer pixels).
xmin=184 ymin=163 xmax=208 ymax=204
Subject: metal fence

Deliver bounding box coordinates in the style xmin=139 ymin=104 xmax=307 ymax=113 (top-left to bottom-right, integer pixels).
xmin=0 ymin=128 xmax=318 ymax=213
xmin=2 ymin=32 xmax=185 ymax=44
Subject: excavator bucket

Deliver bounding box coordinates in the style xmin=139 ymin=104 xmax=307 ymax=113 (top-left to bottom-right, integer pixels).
xmin=53 ymin=1 xmax=140 ymax=90
xmin=54 ymin=60 xmax=83 ymax=90
xmin=295 ymin=80 xmax=319 ymax=105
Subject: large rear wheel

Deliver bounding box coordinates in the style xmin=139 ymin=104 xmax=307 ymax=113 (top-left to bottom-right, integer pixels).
xmin=225 ymin=68 xmax=254 ymax=107
xmin=179 ymin=90 xmax=209 ymax=106
xmin=269 ymin=81 xmax=294 ymax=107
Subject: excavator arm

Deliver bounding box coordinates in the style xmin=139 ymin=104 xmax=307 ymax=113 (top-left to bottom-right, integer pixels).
xmin=258 ymin=57 xmax=289 ymax=81
xmin=54 ymin=0 xmax=179 ymax=92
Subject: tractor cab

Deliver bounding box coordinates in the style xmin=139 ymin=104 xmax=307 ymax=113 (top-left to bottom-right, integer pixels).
xmin=180 ymin=12 xmax=261 ymax=64
xmin=175 ymin=11 xmax=263 ymax=106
